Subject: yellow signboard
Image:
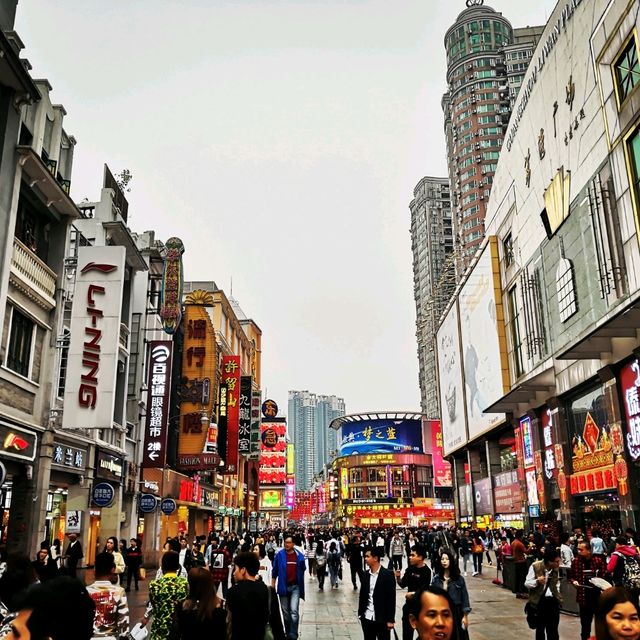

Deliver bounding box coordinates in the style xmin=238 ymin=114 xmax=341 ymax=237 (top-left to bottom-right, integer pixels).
xmin=287 ymin=443 xmax=295 ymax=475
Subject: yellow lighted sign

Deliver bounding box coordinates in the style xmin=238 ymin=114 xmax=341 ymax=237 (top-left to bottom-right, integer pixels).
xmin=340 ymin=467 xmax=349 ymax=500
xmin=261 ymin=490 xmax=281 ymax=508
xmin=287 ymin=443 xmax=295 ymax=475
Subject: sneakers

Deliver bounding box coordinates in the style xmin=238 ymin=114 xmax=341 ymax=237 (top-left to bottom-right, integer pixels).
xmin=472 ymin=572 xmax=478 ymax=577
xmin=464 ymin=572 xmax=468 ymax=577
xmin=353 ymin=586 xmax=358 ymax=590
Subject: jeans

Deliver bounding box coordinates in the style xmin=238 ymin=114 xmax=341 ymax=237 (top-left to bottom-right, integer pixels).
xmin=280 ymin=584 xmax=301 ymax=640
xmin=391 ymin=555 xmax=403 ymax=571
xmin=329 ymin=563 xmax=340 ymax=587
xmin=126 ymin=566 xmax=139 ymax=590
xmin=579 ymin=589 xmax=600 ymax=640
xmin=472 ymin=553 xmax=483 ymax=574
xmin=308 ymin=557 xmax=316 ymax=576
xmin=461 ymin=553 xmax=470 ymax=574
xmin=317 ymin=564 xmax=326 ymax=589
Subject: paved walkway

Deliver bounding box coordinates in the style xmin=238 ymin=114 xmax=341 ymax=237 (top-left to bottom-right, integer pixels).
xmin=121 ymin=558 xmax=583 ymax=639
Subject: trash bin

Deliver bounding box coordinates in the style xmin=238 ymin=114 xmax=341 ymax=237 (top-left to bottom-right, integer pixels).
xmin=502 ymin=555 xmax=516 ymax=592
xmin=559 ymin=567 xmax=580 ymax=615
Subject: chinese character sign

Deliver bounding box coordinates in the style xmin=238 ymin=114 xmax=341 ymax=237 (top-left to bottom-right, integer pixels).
xmin=429 ymin=420 xmax=452 ymax=487
xmin=258 ymin=421 xmax=286 ymax=484
xmin=621 ymin=359 xmax=640 ymax=461
xmin=338 ymin=418 xmax=424 ymax=456
xmin=238 ymin=376 xmax=252 ymax=456
xmin=520 ymin=416 xmax=534 ymax=467
xmin=160 ymin=237 xmax=184 ymax=335
xmin=141 ymin=341 xmax=173 ymax=468
xmin=285 ymin=476 xmax=295 ymax=508
xmin=222 ymin=356 xmax=241 ymax=472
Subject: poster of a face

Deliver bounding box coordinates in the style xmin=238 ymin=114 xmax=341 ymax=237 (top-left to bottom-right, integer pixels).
xmin=437 ymin=302 xmax=467 ymax=455
xmin=459 ymin=241 xmax=506 ymax=439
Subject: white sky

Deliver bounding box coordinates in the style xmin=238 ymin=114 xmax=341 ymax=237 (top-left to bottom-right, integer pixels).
xmin=15 ymin=0 xmax=557 ymax=414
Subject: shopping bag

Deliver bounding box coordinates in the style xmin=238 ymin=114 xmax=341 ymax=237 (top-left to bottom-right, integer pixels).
xmin=139 ymin=567 xmax=146 ymax=580
xmin=128 ymin=622 xmax=148 ymax=640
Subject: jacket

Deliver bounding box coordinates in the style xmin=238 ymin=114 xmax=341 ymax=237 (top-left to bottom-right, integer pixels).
xmin=390 ymin=538 xmax=404 ymax=557
xmin=431 ymin=574 xmax=471 ymax=614
xmin=272 ymin=548 xmax=306 ymax=600
xmin=358 ymin=566 xmax=396 ymax=624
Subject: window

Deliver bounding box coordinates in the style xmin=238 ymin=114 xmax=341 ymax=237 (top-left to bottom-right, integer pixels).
xmin=614 ymin=35 xmax=640 ymax=104
xmin=508 ymin=287 xmax=524 ymax=377
xmin=503 ymin=233 xmax=514 ymax=266
xmin=6 ymin=308 xmax=34 ymax=378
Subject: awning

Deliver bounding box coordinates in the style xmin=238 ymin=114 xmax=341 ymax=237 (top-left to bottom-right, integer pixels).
xmin=557 ymin=297 xmax=640 ymax=360
xmin=483 ymin=360 xmax=555 ymax=414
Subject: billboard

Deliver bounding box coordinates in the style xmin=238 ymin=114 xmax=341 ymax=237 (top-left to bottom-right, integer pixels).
xmin=222 ymin=356 xmax=241 ymax=472
xmin=177 ymin=304 xmax=216 ymax=469
xmin=429 ymin=420 xmax=453 ymax=487
xmin=141 ymin=341 xmax=173 ymax=468
xmin=338 ymin=417 xmax=424 ymax=456
xmin=458 ymin=238 xmax=507 ymax=440
xmin=258 ymin=420 xmax=286 ymax=484
xmin=437 ymin=301 xmax=467 ymax=455
xmin=62 ymin=246 xmax=126 ymax=431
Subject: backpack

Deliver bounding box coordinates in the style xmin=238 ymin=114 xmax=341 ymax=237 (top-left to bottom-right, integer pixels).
xmin=616 ymin=553 xmax=640 ymax=590
xmin=316 ymin=553 xmax=327 ymax=568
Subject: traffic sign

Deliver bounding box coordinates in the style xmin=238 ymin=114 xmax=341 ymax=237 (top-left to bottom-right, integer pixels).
xmin=160 ymin=498 xmax=177 ymax=515
xmin=139 ymin=494 xmax=158 ymax=514
xmin=92 ymin=482 xmax=115 ymax=508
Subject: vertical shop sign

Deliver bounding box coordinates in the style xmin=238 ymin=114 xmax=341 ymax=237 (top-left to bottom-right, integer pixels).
xmin=250 ymin=390 xmax=262 ymax=460
xmin=222 ymin=356 xmax=241 ymax=472
xmin=621 ymin=359 xmax=640 ymax=460
xmin=159 ymin=237 xmax=184 ymax=335
xmin=520 ymin=416 xmax=535 ymax=467
xmin=541 ymin=408 xmax=556 ymax=479
xmin=141 ymin=341 xmax=173 ymax=468
xmin=430 ymin=420 xmax=453 ymax=487
xmin=238 ymin=376 xmax=252 ymax=456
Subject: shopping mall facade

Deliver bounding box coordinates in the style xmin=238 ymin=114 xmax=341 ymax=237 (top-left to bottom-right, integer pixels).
xmin=328 ymin=413 xmax=455 ymax=528
xmin=438 ymin=0 xmax=640 ymax=534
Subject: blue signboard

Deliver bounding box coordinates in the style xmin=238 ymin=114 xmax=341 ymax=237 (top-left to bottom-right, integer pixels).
xmin=92 ymin=482 xmax=115 ymax=508
xmin=338 ymin=418 xmax=424 ymax=456
xmin=528 ymin=505 xmax=540 ymax=518
xmin=160 ymin=498 xmax=177 ymax=515
xmin=139 ymin=494 xmax=158 ymax=514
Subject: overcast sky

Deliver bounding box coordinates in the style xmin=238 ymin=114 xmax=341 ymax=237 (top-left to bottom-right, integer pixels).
xmin=15 ymin=0 xmax=557 ymax=415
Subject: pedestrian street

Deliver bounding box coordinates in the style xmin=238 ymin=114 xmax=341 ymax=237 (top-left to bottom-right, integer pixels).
xmin=295 ymin=558 xmax=582 ymax=640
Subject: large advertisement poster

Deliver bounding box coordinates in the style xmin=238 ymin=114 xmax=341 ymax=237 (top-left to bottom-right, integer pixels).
xmin=437 ymin=302 xmax=467 ymax=455
xmin=338 ymin=417 xmax=424 ymax=456
xmin=258 ymin=421 xmax=286 ymax=484
xmin=429 ymin=420 xmax=453 ymax=487
xmin=458 ymin=238 xmax=507 ymax=440
xmin=62 ymin=246 xmax=126 ymax=431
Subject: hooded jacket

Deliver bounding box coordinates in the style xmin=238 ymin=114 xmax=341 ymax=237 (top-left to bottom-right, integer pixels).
xmin=272 ymin=548 xmax=306 ymax=599
xmin=607 ymin=544 xmax=639 ymax=586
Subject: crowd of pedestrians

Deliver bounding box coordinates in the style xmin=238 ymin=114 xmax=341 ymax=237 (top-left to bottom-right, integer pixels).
xmin=0 ymin=524 xmax=640 ymax=639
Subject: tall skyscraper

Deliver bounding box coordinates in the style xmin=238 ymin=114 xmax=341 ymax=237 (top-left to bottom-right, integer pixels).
xmin=288 ymin=390 xmax=345 ymax=490
xmin=410 ymin=177 xmax=454 ymax=416
xmin=442 ymin=1 xmax=543 ymax=263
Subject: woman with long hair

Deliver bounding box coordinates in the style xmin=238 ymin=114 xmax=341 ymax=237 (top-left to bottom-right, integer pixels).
xmin=315 ymin=540 xmax=327 ymax=591
xmin=172 ymin=567 xmax=226 ymax=639
xmin=431 ymin=550 xmax=471 ymax=640
xmin=470 ymin=531 xmax=484 ymax=576
xmin=593 ymin=587 xmax=640 ymax=640
xmin=103 ymin=536 xmax=125 ymax=582
xmin=253 ymin=543 xmax=272 ymax=584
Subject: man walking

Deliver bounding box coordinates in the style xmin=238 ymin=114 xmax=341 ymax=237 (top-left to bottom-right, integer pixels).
xmin=124 ymin=538 xmax=142 ymax=592
xmin=347 ymin=533 xmax=365 ymax=590
xmin=525 ymin=548 xmax=562 ymax=640
xmin=570 ymin=541 xmax=607 ymax=640
xmin=227 ymin=551 xmax=270 ymax=640
xmin=512 ymin=529 xmax=528 ymax=598
xmin=205 ymin=537 xmax=231 ymax=598
xmin=272 ymin=534 xmax=306 ymax=640
xmin=358 ymin=547 xmax=396 ymax=640
xmin=64 ymin=532 xmax=83 ymax=578
xmin=390 ymin=531 xmax=405 ymax=571
xmin=395 ymin=545 xmax=431 ymax=640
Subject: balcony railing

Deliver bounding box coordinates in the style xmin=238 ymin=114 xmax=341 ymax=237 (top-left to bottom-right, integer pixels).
xmin=11 ymin=238 xmax=57 ymax=304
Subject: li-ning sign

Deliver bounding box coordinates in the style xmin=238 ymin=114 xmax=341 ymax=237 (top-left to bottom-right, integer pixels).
xmin=141 ymin=341 xmax=173 ymax=468
xmin=62 ymin=246 xmax=126 ymax=430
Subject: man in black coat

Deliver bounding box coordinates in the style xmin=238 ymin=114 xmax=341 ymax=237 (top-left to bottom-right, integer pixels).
xmin=346 ymin=533 xmax=365 ymax=590
xmin=63 ymin=532 xmax=83 ymax=578
xmin=358 ymin=546 xmax=396 ymax=640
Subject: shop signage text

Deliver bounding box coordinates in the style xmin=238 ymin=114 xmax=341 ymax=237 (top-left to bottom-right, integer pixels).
xmin=139 ymin=494 xmax=157 ymax=513
xmin=96 ymin=450 xmax=124 ymax=481
xmin=0 ymin=423 xmax=37 ymax=462
xmin=238 ymin=376 xmax=252 ymax=456
xmin=92 ymin=482 xmax=115 ymax=508
xmin=52 ymin=442 xmax=85 ymax=470
xmin=222 ymin=356 xmax=241 ymax=472
xmin=160 ymin=498 xmax=177 ymax=515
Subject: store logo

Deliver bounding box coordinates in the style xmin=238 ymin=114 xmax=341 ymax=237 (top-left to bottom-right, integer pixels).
xmin=151 ymin=344 xmax=171 ymax=363
xmin=80 ymin=262 xmax=117 ymax=274
xmin=4 ymin=433 xmax=28 ymax=451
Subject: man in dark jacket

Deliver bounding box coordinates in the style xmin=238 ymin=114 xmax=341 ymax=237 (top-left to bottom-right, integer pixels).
xmin=395 ymin=545 xmax=431 ymax=640
xmin=124 ymin=538 xmax=142 ymax=592
xmin=347 ymin=533 xmax=365 ymax=590
xmin=64 ymin=533 xmax=83 ymax=578
xmin=272 ymin=534 xmax=306 ymax=640
xmin=570 ymin=541 xmax=607 ymax=640
xmin=358 ymin=547 xmax=396 ymax=640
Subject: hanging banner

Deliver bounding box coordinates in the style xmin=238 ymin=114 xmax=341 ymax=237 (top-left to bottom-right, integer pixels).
xmin=429 ymin=420 xmax=452 ymax=487
xmin=239 ymin=376 xmax=252 ymax=457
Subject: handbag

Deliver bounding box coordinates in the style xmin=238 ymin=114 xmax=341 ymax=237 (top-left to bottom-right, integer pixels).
xmin=524 ymin=602 xmax=538 ymax=629
xmin=472 ymin=543 xmax=484 ymax=554
xmin=139 ymin=567 xmax=146 ymax=580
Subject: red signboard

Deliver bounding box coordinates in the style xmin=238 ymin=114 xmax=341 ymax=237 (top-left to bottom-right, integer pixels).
xmin=222 ymin=355 xmax=241 ymax=472
xmin=620 ymin=359 xmax=640 ymax=460
xmin=141 ymin=341 xmax=173 ymax=468
xmin=430 ymin=420 xmax=452 ymax=487
xmin=259 ymin=421 xmax=286 ymax=484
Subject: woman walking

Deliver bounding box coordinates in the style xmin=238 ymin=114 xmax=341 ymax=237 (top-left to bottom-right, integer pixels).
xmin=471 ymin=531 xmax=484 ymax=577
xmin=103 ymin=536 xmax=125 ymax=583
xmin=327 ymin=540 xmax=341 ymax=590
xmin=171 ymin=567 xmax=226 ymax=639
xmin=305 ymin=534 xmax=317 ymax=580
xmin=431 ymin=550 xmax=471 ymax=640
xmin=315 ymin=540 xmax=327 ymax=591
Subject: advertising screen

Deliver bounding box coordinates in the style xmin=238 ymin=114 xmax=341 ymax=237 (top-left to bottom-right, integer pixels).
xmin=429 ymin=420 xmax=453 ymax=487
xmin=338 ymin=417 xmax=424 ymax=456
